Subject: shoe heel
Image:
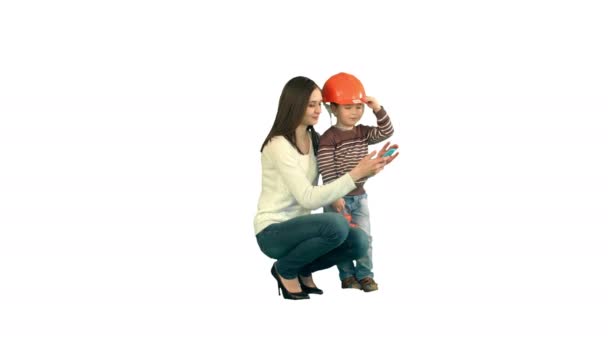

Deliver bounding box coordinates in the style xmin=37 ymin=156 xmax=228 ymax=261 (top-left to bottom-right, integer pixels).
xmin=298 ymin=276 xmax=324 ymax=295
xmin=271 ymin=263 xmax=309 ymax=300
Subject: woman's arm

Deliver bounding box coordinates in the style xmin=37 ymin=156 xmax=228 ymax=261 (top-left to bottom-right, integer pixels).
xmin=266 ymin=137 xmax=356 ymax=210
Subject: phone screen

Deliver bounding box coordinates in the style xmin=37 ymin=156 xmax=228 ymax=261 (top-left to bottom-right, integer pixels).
xmin=383 ymin=148 xmax=397 ymax=157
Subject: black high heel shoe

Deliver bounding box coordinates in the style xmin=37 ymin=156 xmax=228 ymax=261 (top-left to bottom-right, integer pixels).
xmin=271 ymin=263 xmax=309 ymax=300
xmin=298 ymin=276 xmax=323 ymax=295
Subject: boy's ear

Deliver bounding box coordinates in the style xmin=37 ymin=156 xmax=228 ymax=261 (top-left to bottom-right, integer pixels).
xmin=330 ymin=103 xmax=338 ymax=113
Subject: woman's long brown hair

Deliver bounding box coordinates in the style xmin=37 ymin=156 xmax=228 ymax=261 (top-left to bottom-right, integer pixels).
xmin=260 ymin=76 xmax=320 ymax=155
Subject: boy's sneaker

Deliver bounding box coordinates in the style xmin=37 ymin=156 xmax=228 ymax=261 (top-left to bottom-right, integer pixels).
xmin=359 ymin=277 xmax=378 ymax=292
xmin=341 ymin=276 xmax=362 ymax=290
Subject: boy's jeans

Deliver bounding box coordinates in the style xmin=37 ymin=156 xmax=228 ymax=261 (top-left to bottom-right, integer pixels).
xmin=324 ymin=194 xmax=373 ymax=280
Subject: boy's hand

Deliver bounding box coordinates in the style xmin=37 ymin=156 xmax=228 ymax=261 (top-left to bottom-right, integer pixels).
xmin=363 ymin=96 xmax=382 ymax=112
xmin=378 ymin=141 xmax=400 ymax=165
xmin=332 ymin=198 xmax=345 ymax=212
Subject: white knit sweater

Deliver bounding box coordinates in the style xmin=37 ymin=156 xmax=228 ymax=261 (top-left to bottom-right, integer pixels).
xmin=254 ymin=134 xmax=356 ymax=234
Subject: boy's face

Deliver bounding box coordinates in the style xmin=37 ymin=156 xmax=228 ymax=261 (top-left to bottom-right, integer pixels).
xmin=300 ymin=88 xmax=322 ymax=127
xmin=334 ymin=103 xmax=364 ymax=127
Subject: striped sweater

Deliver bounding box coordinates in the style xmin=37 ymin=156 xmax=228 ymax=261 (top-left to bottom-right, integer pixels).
xmin=318 ymin=107 xmax=394 ymax=195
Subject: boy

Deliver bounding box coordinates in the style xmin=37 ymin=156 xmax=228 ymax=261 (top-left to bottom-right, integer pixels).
xmin=318 ymin=72 xmax=395 ymax=292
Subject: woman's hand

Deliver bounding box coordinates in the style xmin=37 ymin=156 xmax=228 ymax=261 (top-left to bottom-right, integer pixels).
xmin=348 ymin=150 xmax=387 ymax=181
xmin=332 ymin=198 xmax=345 ymax=212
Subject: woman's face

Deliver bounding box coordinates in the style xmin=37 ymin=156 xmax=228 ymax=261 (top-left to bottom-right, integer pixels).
xmin=300 ymin=88 xmax=322 ymax=126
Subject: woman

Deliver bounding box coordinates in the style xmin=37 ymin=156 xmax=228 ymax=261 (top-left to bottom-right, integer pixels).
xmin=254 ymin=76 xmax=398 ymax=300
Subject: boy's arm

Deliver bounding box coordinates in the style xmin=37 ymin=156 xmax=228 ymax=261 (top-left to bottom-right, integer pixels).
xmin=318 ymin=134 xmax=346 ymax=212
xmin=365 ymin=106 xmax=394 ymax=145
xmin=317 ymin=132 xmax=341 ymax=185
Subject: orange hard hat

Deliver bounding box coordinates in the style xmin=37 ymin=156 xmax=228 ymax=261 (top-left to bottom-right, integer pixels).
xmin=322 ymin=72 xmax=366 ymax=105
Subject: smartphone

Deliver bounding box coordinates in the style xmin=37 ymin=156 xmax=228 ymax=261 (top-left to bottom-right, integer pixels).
xmin=383 ymin=148 xmax=397 ymax=157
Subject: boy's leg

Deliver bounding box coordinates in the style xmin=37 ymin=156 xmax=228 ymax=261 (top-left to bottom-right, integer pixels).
xmin=350 ymin=194 xmax=374 ymax=281
xmin=323 ymin=204 xmax=356 ymax=281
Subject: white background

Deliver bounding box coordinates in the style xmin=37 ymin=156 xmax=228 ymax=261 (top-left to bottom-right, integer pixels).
xmin=1 ymin=0 xmax=607 ymax=341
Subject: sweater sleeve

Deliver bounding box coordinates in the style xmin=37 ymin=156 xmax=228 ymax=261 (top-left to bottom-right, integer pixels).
xmin=317 ymin=131 xmax=340 ymax=184
xmin=364 ymin=106 xmax=394 ymax=144
xmin=265 ymin=137 xmax=356 ymax=210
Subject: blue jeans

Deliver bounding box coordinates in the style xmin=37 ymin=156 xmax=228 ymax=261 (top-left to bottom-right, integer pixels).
xmin=324 ymin=194 xmax=373 ymax=280
xmin=256 ymin=213 xmax=369 ymax=279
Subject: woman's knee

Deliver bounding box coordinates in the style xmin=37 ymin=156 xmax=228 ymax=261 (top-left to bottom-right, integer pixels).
xmin=320 ymin=213 xmax=350 ymax=244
